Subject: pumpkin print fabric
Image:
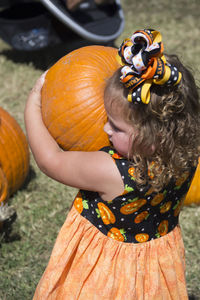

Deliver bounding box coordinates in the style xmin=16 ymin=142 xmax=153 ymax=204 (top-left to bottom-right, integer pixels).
xmin=33 ymin=146 xmax=194 ymax=300
xmin=74 ymin=146 xmax=196 ymax=243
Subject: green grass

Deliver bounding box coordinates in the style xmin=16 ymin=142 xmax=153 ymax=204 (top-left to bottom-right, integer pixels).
xmin=0 ymin=0 xmax=200 ymax=299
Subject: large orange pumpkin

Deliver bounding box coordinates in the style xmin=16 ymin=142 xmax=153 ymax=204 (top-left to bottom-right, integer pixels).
xmin=0 ymin=107 xmax=29 ymax=227
xmin=41 ymin=45 xmax=119 ymax=151
xmin=184 ymin=159 xmax=200 ymax=205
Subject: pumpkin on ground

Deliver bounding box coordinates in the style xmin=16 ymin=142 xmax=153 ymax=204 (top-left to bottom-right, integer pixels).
xmin=0 ymin=107 xmax=29 ymax=228
xmin=41 ymin=45 xmax=119 ymax=151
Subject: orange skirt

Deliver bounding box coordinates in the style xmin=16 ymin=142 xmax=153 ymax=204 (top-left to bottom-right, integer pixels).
xmin=33 ymin=206 xmax=188 ymax=300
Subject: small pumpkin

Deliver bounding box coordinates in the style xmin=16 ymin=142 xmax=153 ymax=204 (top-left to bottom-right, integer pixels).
xmin=157 ymin=220 xmax=168 ymax=236
xmin=135 ymin=233 xmax=149 ymax=243
xmin=120 ymin=198 xmax=147 ymax=215
xmin=160 ymin=201 xmax=172 ymax=214
xmin=41 ymin=45 xmax=120 ymax=151
xmin=128 ymin=167 xmax=136 ymax=180
xmin=73 ymin=191 xmax=84 ymax=213
xmin=97 ymin=202 xmax=116 ymax=225
xmin=134 ymin=211 xmax=149 ymax=223
xmin=173 ymin=196 xmax=185 ymax=217
xmin=0 ymin=107 xmax=29 ymax=228
xmin=107 ymin=227 xmax=126 ymax=242
xmin=74 ymin=191 xmax=89 ymax=213
xmin=184 ymin=159 xmax=200 ymax=205
xmin=150 ymin=190 xmax=167 ymax=206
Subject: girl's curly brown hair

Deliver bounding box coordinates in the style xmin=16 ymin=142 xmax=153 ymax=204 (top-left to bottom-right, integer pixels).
xmin=104 ymin=54 xmax=200 ymax=191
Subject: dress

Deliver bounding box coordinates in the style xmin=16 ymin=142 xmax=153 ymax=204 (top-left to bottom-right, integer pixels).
xmin=33 ymin=147 xmax=196 ymax=300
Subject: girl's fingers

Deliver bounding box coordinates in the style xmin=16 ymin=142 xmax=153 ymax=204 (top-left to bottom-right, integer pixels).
xmin=31 ymin=70 xmax=48 ymax=94
xmin=27 ymin=71 xmax=48 ymax=108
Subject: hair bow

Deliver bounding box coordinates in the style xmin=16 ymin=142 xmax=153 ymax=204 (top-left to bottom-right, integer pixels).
xmin=117 ymin=29 xmax=182 ymax=104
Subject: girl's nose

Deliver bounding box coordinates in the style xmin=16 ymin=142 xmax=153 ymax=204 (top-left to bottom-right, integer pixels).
xmin=104 ymin=122 xmax=112 ymax=136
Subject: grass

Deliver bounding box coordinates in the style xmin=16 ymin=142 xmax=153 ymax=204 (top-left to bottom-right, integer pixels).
xmin=0 ymin=0 xmax=200 ymax=299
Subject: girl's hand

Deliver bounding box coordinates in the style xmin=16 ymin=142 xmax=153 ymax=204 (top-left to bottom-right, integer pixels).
xmin=28 ymin=71 xmax=48 ymax=108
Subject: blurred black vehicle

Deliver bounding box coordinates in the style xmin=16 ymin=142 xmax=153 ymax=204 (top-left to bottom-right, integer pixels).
xmin=0 ymin=0 xmax=124 ymax=51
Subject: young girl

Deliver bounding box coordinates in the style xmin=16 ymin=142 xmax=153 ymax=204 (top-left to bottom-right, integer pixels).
xmin=25 ymin=29 xmax=200 ymax=300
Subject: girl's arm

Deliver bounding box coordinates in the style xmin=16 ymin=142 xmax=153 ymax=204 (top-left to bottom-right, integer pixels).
xmin=24 ymin=73 xmax=124 ymax=201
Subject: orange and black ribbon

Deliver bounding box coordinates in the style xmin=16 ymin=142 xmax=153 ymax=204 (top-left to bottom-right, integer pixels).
xmin=117 ymin=29 xmax=182 ymax=104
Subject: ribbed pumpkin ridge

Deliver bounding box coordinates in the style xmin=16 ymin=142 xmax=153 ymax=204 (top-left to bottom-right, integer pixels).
xmin=41 ymin=45 xmax=120 ymax=151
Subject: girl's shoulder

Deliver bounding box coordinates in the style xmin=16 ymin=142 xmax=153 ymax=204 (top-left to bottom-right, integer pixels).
xmin=99 ymin=146 xmax=141 ymax=193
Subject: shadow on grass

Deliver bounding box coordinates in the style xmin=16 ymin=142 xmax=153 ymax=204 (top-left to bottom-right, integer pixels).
xmin=0 ymin=211 xmax=21 ymax=245
xmin=0 ymin=43 xmax=79 ymax=70
xmin=20 ymin=165 xmax=37 ymax=191
xmin=0 ymin=34 xmax=116 ymax=70
xmin=189 ymin=295 xmax=199 ymax=300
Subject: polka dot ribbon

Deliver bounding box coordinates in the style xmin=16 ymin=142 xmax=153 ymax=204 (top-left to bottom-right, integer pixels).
xmin=117 ymin=29 xmax=182 ymax=104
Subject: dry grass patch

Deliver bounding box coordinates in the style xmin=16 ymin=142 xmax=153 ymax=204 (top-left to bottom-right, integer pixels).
xmin=0 ymin=0 xmax=199 ymax=298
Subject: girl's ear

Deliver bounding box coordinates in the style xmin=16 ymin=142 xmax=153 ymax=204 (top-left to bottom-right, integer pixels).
xmin=151 ymin=144 xmax=156 ymax=154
